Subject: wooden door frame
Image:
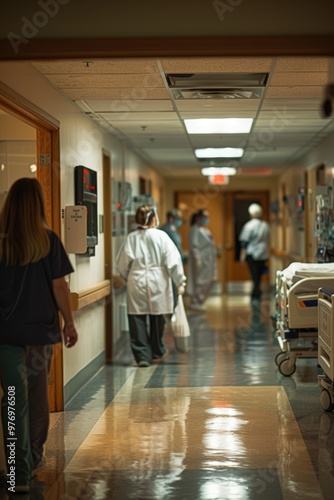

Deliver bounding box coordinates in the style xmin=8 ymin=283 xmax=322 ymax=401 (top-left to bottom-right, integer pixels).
xmin=0 ymin=83 xmax=64 ymax=411
xmin=224 ymin=191 xmax=270 ymax=287
xmin=1 ymin=35 xmax=334 ymax=60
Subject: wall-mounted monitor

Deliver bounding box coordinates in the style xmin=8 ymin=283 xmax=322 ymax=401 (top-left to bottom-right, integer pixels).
xmin=74 ymin=165 xmax=98 ymax=255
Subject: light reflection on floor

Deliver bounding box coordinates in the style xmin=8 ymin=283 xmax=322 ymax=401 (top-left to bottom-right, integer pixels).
xmin=2 ymin=291 xmax=333 ymax=500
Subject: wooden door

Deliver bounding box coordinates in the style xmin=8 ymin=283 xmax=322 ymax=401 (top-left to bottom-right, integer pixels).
xmin=224 ymin=191 xmax=269 ymax=282
xmin=36 ymin=128 xmax=63 ymax=412
xmin=175 ymin=190 xmax=224 ymax=289
xmin=0 ymin=87 xmax=62 ymax=410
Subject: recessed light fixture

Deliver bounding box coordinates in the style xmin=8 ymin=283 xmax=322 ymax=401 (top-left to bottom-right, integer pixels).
xmin=195 ymin=148 xmax=244 ymax=159
xmin=201 ymin=167 xmax=237 ymax=176
xmin=185 ymin=118 xmax=253 ymax=134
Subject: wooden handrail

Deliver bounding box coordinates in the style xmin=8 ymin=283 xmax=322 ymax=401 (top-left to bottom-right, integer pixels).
xmin=70 ymin=279 xmax=111 ymax=311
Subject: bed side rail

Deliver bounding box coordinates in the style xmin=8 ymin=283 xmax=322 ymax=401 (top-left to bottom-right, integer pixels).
xmin=318 ymin=287 xmax=334 ymax=302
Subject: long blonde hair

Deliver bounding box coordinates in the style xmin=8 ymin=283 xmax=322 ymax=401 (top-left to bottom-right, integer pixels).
xmin=0 ymin=178 xmax=50 ymax=265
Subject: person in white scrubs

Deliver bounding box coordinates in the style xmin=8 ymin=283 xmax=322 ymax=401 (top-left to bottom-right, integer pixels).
xmin=187 ymin=209 xmax=217 ymax=311
xmin=116 ymin=205 xmax=186 ymax=367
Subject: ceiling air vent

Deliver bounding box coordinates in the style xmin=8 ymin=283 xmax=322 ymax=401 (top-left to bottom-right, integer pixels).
xmin=166 ymin=73 xmax=269 ymax=100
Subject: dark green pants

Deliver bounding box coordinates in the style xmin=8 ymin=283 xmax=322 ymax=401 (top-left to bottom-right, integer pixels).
xmin=0 ymin=345 xmax=32 ymax=487
xmin=128 ymin=315 xmax=166 ymax=364
xmin=26 ymin=345 xmax=53 ymax=467
xmin=0 ymin=344 xmax=52 ymax=488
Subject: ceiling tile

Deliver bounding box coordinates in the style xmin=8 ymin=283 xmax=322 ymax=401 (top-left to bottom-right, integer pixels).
xmin=30 ymin=56 xmax=334 ymax=177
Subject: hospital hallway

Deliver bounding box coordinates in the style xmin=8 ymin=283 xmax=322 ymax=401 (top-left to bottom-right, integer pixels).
xmin=10 ymin=291 xmax=334 ymax=500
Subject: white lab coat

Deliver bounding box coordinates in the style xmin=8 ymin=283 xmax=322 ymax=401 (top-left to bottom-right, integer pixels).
xmin=187 ymin=225 xmax=217 ymax=293
xmin=116 ymin=228 xmax=186 ymax=315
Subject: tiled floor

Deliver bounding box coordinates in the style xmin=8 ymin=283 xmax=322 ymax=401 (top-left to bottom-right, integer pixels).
xmin=3 ymin=291 xmax=334 ymax=499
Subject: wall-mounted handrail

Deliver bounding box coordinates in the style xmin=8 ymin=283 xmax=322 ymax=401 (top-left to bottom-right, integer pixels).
xmin=70 ymin=279 xmax=111 ymax=311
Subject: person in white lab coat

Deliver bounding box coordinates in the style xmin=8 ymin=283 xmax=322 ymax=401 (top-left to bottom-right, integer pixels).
xmin=116 ymin=205 xmax=186 ymax=367
xmin=187 ymin=209 xmax=217 ymax=312
xmin=239 ymin=203 xmax=270 ymax=301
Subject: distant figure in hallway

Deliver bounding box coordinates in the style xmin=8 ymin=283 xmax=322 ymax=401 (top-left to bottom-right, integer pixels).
xmin=239 ymin=203 xmax=270 ymax=301
xmin=160 ymin=208 xmax=185 ymax=310
xmin=159 ymin=208 xmax=184 ymax=258
xmin=116 ymin=205 xmax=186 ymax=367
xmin=187 ymin=209 xmax=217 ymax=312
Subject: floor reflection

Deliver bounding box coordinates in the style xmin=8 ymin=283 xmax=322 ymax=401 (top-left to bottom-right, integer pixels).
xmin=62 ymin=379 xmax=322 ymax=499
xmin=2 ymin=292 xmax=334 ymax=499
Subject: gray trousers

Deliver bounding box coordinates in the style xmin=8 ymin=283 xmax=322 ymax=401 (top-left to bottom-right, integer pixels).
xmin=190 ymin=281 xmax=214 ymax=305
xmin=128 ymin=315 xmax=166 ymax=364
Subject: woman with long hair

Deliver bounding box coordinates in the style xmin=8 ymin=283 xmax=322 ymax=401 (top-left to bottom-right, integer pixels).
xmin=0 ymin=178 xmax=78 ymax=494
xmin=116 ymin=205 xmax=186 ymax=367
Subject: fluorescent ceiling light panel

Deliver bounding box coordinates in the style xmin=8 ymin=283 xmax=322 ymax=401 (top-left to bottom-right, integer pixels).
xmin=201 ymin=167 xmax=237 ymax=176
xmin=185 ymin=118 xmax=253 ymax=134
xmin=195 ymin=148 xmax=244 ymax=158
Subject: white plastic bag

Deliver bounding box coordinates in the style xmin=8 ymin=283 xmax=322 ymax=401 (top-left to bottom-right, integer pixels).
xmin=171 ymin=295 xmax=191 ymax=353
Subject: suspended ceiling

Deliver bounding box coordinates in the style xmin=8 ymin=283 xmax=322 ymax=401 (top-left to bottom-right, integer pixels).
xmin=32 ymin=56 xmax=334 ymax=178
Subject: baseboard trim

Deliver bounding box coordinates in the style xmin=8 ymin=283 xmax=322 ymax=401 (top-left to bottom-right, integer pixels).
xmin=113 ymin=332 xmax=129 ymax=361
xmin=64 ymin=350 xmax=105 ymax=407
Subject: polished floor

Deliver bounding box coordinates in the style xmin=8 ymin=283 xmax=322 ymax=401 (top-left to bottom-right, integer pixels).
xmin=2 ymin=290 xmax=334 ymax=499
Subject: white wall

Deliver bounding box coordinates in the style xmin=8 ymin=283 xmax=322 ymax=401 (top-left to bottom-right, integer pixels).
xmin=277 ymin=130 xmax=334 ymax=263
xmin=0 ymin=114 xmax=36 ymax=209
xmin=0 ymin=113 xmax=36 ymax=140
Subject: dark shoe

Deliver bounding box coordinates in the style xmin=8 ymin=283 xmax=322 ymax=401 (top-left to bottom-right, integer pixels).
xmin=188 ymin=303 xmax=206 ymax=312
xmin=0 ymin=474 xmax=30 ymax=495
xmin=0 ymin=473 xmax=6 ymax=488
xmin=152 ymin=349 xmax=170 ymax=363
xmin=12 ymin=484 xmax=30 ymax=493
xmin=32 ymin=456 xmax=46 ymax=477
xmin=138 ymin=360 xmax=150 ymax=367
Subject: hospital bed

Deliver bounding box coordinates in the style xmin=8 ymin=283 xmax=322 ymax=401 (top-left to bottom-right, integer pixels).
xmin=317 ymin=288 xmax=334 ymax=411
xmin=275 ymin=262 xmax=334 ymax=377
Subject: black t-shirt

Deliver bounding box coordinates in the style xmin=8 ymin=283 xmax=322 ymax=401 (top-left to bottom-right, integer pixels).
xmin=0 ymin=231 xmax=74 ymax=346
